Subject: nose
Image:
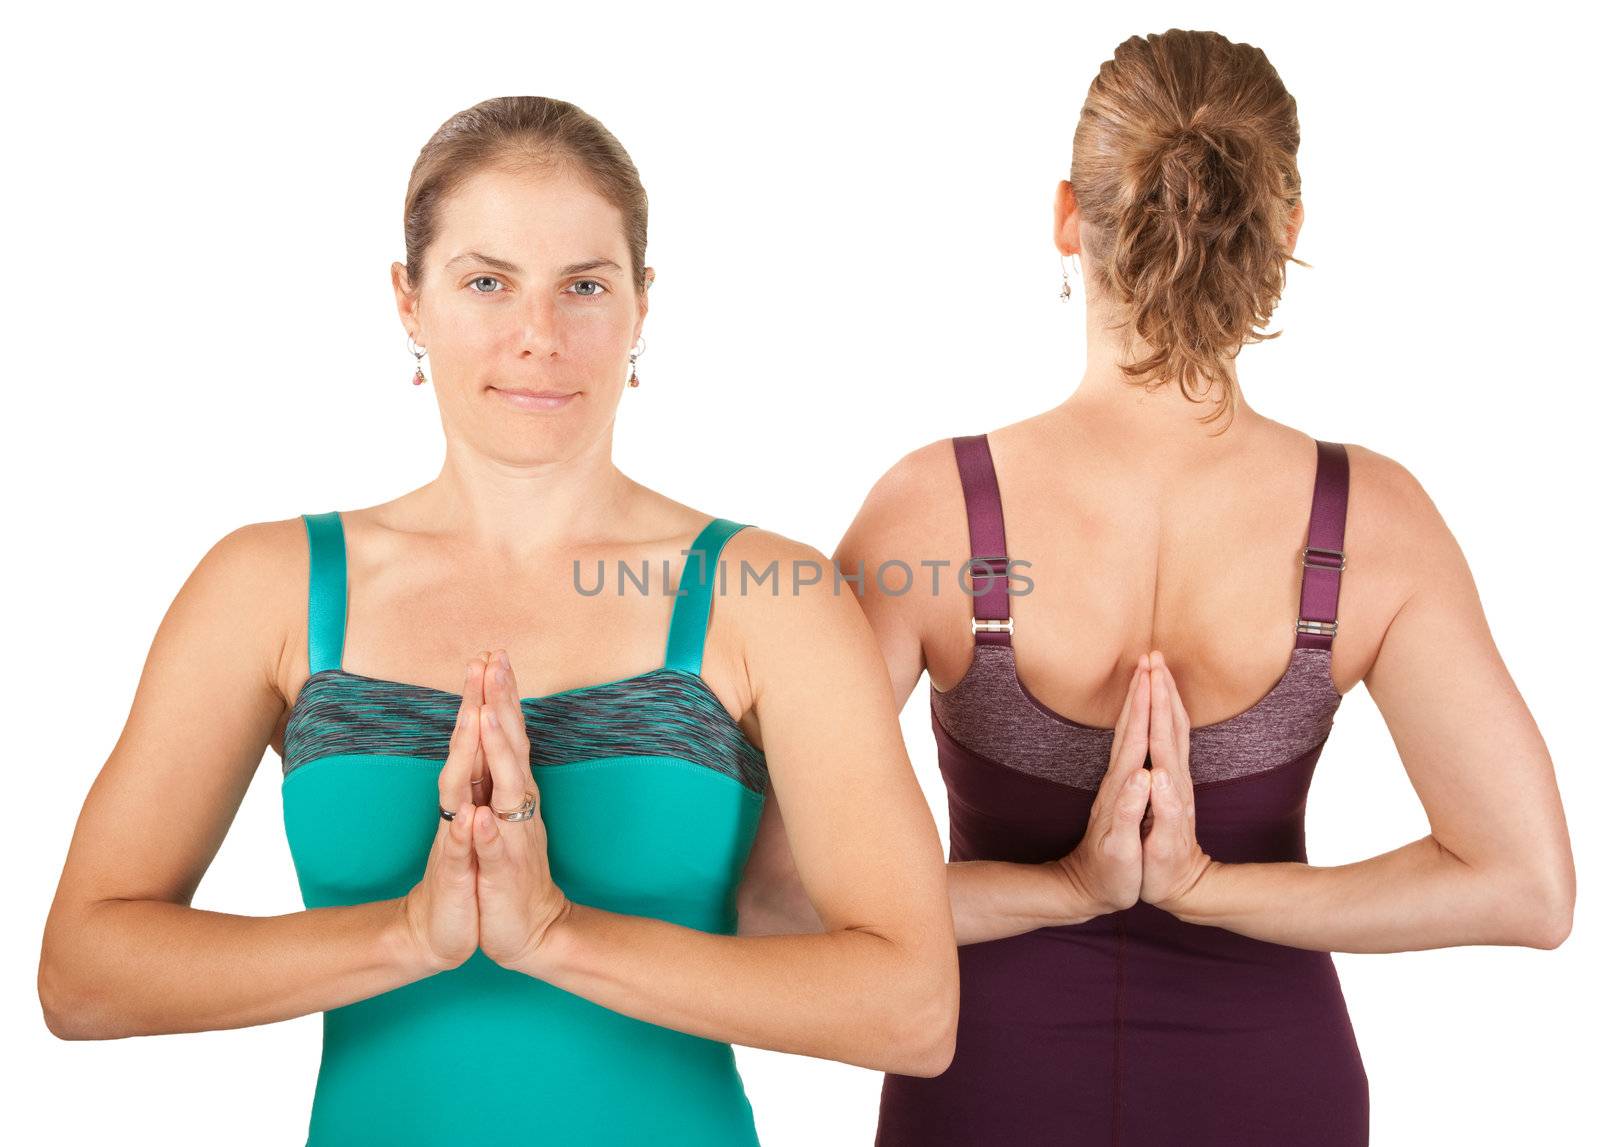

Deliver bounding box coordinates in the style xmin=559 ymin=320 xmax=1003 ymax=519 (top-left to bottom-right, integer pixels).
xmin=515 ymin=294 xmax=563 ymax=357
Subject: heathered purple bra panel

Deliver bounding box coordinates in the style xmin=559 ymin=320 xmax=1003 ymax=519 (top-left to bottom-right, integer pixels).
xmin=933 ymin=435 xmax=1348 ymax=789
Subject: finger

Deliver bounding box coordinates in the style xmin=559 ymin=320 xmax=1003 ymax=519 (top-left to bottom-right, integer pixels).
xmin=1148 ymin=652 xmax=1176 ymax=770
xmin=1151 ymin=654 xmax=1195 ymax=795
xmin=438 ymin=666 xmax=485 ymax=816
xmin=1105 ymin=654 xmax=1150 ymax=767
xmin=487 ymin=649 xmax=528 ymax=755
xmin=478 ymin=694 xmax=535 ymax=815
xmin=1090 ymin=664 xmax=1150 ymax=824
xmin=1153 ymin=651 xmax=1190 ymax=733
xmin=1118 ymin=666 xmax=1151 ymax=777
xmin=465 ymin=657 xmax=492 ymax=804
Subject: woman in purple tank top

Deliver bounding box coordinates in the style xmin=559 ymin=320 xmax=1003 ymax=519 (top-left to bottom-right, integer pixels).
xmin=737 ymin=29 xmax=1575 ymax=1146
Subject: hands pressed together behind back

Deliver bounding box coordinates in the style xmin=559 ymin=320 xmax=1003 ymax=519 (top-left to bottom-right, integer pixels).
xmin=1053 ymin=652 xmax=1218 ymax=919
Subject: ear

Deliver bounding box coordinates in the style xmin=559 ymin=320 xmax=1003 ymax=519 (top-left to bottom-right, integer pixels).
xmin=391 ymin=260 xmax=423 ymax=343
xmin=637 ymin=266 xmax=654 ymax=330
xmin=1053 ymin=180 xmax=1083 ymax=258
xmin=1286 ymin=199 xmax=1306 ymax=259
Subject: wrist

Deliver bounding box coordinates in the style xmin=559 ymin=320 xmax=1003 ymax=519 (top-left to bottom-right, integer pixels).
xmin=1157 ymin=856 xmax=1222 ymax=923
xmin=385 ymin=896 xmax=454 ymax=980
xmin=510 ymin=896 xmax=580 ymax=980
xmin=1046 ymin=858 xmax=1114 ymax=926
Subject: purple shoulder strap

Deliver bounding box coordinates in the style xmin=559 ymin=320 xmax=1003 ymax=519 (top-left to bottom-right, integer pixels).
xmin=1294 ymin=440 xmax=1350 ymax=651
xmin=951 ymin=434 xmax=1014 ymax=647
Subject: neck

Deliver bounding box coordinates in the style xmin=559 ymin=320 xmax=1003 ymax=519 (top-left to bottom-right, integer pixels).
xmin=411 ymin=429 xmax=642 ymax=562
xmin=1055 ymin=297 xmax=1268 ymax=453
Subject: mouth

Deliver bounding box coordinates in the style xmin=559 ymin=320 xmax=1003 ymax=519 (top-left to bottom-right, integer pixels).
xmin=488 ymin=386 xmax=581 ymax=412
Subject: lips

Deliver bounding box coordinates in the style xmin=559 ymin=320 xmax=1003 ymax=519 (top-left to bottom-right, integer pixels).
xmin=489 ymin=386 xmax=580 ymax=411
xmin=493 ymin=387 xmax=575 ymax=399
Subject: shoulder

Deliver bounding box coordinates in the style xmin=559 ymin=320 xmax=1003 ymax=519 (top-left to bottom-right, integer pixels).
xmin=712 ymin=523 xmax=876 ymax=653
xmin=140 ymin=518 xmax=312 ymax=710
xmin=1340 ymin=440 xmax=1473 ymax=607
xmin=826 ymin=436 xmax=970 ymax=570
xmin=1344 ymin=441 xmax=1437 ymax=510
xmin=707 ymin=522 xmax=900 ymax=717
xmin=171 ymin=515 xmax=316 ymax=701
xmin=179 ymin=516 xmax=308 ymax=610
xmin=1343 ymin=442 xmax=1456 ymax=547
xmin=856 ymin=437 xmax=963 ymax=522
xmin=714 ymin=523 xmax=836 ymax=612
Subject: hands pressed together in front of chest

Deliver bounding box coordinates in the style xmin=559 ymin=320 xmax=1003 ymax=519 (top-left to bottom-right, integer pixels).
xmin=397 ymin=649 xmax=573 ymax=978
xmin=1053 ymin=652 xmax=1219 ymax=919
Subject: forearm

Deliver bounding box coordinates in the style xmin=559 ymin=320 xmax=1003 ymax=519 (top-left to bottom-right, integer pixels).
xmin=40 ymin=896 xmax=434 ymax=1040
xmin=525 ymin=902 xmax=952 ymax=1076
xmin=740 ymin=858 xmax=1101 ymax=946
xmin=1170 ymin=835 xmax=1562 ymax=952
xmin=947 ymin=858 xmax=1105 ymax=944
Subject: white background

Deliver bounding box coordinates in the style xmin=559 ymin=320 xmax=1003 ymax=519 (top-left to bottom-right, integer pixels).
xmin=8 ymin=2 xmax=1594 ymax=1143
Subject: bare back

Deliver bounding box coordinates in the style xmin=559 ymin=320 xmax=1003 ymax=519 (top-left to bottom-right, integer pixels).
xmin=902 ymin=410 xmax=1409 ymax=722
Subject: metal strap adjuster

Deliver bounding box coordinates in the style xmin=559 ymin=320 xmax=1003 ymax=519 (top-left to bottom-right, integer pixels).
xmin=1301 ymin=545 xmax=1346 ymax=571
xmin=1295 ymin=618 xmax=1339 ymax=637
xmin=972 ymin=617 xmax=1014 ymax=636
xmin=969 ymin=554 xmax=1012 ymax=578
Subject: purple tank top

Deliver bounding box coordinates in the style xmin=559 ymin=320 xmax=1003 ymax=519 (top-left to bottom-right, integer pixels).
xmin=876 ymin=434 xmax=1369 ymax=1146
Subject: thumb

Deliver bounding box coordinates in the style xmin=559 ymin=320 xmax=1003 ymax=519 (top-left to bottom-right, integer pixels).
xmin=470 ymin=804 xmax=506 ymax=867
xmin=1116 ymin=768 xmax=1151 ymax=828
xmin=440 ymin=799 xmax=476 ymax=872
xmin=1102 ymin=767 xmax=1150 ymax=856
xmin=1147 ymin=768 xmax=1179 ymax=836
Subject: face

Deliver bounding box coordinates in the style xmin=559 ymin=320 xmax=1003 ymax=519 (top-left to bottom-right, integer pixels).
xmin=392 ymin=164 xmax=651 ymax=461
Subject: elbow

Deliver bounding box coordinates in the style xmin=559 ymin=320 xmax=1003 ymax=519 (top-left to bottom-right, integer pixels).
xmin=38 ymin=958 xmax=102 ymax=1041
xmin=881 ymin=953 xmax=960 ymax=1078
xmin=1520 ymin=869 xmax=1576 ymax=951
xmin=1494 ymin=858 xmax=1576 ymax=950
xmin=38 ymin=926 xmax=125 ymax=1041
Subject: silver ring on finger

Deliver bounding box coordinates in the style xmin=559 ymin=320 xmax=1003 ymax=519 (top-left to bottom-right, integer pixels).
xmin=491 ymin=790 xmax=539 ymax=822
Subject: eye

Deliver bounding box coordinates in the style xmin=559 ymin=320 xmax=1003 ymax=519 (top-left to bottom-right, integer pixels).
xmin=568 ymin=279 xmax=608 ymax=297
xmin=467 ymin=275 xmax=504 ymax=294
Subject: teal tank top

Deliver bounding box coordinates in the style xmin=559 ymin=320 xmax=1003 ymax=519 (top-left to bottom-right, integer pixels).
xmin=281 ymin=512 xmax=769 ymax=1146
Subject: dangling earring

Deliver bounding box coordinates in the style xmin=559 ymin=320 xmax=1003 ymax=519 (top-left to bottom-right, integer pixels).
xmin=627 ymin=335 xmax=646 ymax=387
xmin=1059 ymin=253 xmax=1074 ymax=301
xmin=407 ymin=332 xmax=428 ymax=385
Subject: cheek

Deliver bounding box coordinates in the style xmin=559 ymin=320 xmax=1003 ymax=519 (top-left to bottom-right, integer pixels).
xmin=430 ymin=303 xmax=501 ymax=359
xmin=561 ymin=310 xmax=632 ymax=361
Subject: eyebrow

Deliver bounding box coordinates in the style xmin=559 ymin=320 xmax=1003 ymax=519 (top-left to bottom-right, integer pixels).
xmin=443 ymin=251 xmax=623 ymax=277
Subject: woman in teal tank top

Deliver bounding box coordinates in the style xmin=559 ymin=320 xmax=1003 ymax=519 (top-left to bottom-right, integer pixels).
xmin=37 ymin=96 xmax=959 ymax=1146
xmin=287 ymin=514 xmax=774 ymax=1144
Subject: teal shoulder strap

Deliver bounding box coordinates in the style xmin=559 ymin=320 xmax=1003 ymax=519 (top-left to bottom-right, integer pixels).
xmin=663 ymin=518 xmax=749 ymax=675
xmin=302 ymin=512 xmax=347 ymax=674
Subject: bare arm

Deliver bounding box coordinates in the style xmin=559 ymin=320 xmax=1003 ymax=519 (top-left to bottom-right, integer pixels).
xmin=37 ymin=522 xmax=436 ymax=1040
xmin=737 ymin=444 xmax=1108 ymax=945
xmin=1164 ymin=452 xmax=1575 ymax=952
xmin=515 ymin=529 xmax=960 ymax=1076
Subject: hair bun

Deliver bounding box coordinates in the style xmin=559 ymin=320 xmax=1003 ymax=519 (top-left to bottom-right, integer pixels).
xmin=1070 ymin=31 xmax=1307 ymax=430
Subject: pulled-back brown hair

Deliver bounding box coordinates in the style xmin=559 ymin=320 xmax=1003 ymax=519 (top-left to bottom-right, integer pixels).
xmin=1071 ymin=30 xmax=1307 ymax=428
xmin=401 ymin=96 xmax=649 ymax=295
